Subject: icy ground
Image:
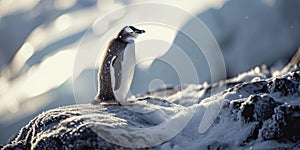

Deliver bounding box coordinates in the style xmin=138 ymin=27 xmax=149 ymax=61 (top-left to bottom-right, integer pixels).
xmin=1 ymin=0 xmax=300 ymax=145
xmin=2 ymin=52 xmax=300 ymax=149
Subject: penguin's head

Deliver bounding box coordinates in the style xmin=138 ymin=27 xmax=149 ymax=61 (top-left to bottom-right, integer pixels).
xmin=118 ymin=26 xmax=145 ymax=43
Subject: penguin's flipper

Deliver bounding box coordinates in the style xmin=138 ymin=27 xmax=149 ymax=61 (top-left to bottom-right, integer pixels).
xmin=111 ymin=53 xmax=124 ymax=91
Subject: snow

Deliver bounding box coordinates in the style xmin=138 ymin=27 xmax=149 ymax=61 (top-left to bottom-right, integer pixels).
xmin=3 ymin=59 xmax=300 ymax=149
xmin=92 ymin=102 xmax=194 ymax=148
xmin=1 ymin=0 xmax=300 ymax=147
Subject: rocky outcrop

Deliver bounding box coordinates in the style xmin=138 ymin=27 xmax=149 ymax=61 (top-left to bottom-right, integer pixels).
xmin=3 ymin=50 xmax=300 ymax=149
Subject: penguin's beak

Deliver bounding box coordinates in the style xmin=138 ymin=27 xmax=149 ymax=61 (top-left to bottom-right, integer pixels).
xmin=135 ymin=29 xmax=145 ymax=34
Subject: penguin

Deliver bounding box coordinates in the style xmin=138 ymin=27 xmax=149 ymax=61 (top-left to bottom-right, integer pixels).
xmin=93 ymin=26 xmax=145 ymax=105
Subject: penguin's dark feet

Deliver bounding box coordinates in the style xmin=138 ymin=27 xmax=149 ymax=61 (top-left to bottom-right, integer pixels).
xmin=91 ymin=99 xmax=122 ymax=106
xmin=100 ymin=101 xmax=122 ymax=106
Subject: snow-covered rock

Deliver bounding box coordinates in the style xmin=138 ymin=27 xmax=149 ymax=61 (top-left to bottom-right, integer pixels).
xmin=3 ymin=51 xmax=300 ymax=149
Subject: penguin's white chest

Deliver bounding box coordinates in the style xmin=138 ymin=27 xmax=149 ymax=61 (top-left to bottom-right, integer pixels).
xmin=110 ymin=43 xmax=136 ymax=101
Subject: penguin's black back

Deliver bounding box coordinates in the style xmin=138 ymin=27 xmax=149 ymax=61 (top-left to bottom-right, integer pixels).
xmin=94 ymin=38 xmax=128 ymax=102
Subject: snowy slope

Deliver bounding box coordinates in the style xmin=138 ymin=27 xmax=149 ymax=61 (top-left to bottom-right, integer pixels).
xmin=2 ymin=50 xmax=300 ymax=150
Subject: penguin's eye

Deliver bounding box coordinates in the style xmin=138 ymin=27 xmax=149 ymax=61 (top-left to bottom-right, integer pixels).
xmin=130 ymin=31 xmax=133 ymax=34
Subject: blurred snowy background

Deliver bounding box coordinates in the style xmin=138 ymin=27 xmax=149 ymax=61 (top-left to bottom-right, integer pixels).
xmin=0 ymin=0 xmax=300 ymax=145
